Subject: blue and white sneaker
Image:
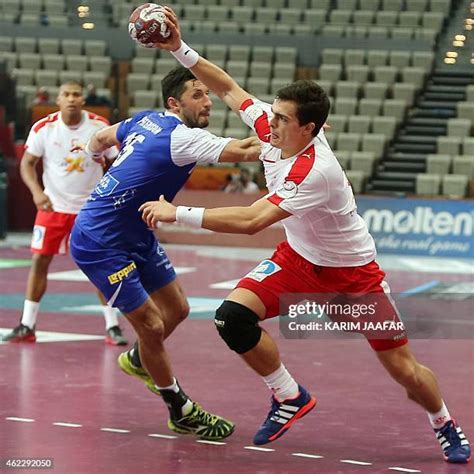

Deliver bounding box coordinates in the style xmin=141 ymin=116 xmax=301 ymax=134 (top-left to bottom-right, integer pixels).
xmin=253 ymin=385 xmax=316 ymax=445
xmin=435 ymin=419 xmax=471 ymax=464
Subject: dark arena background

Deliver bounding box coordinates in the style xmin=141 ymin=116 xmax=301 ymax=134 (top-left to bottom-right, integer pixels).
xmin=0 ymin=0 xmax=473 ymax=473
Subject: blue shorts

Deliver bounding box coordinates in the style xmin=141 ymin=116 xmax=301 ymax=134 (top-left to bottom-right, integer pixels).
xmin=70 ymin=224 xmax=176 ymax=314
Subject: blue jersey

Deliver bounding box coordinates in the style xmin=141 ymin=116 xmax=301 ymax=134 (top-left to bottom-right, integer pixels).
xmin=75 ymin=110 xmax=231 ymax=250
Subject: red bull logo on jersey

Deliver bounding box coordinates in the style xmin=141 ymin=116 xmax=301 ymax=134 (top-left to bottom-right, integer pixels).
xmin=108 ymin=261 xmax=137 ymax=284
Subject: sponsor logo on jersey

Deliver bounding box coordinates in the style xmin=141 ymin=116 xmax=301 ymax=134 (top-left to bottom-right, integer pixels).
xmin=95 ymin=173 xmax=120 ymax=197
xmin=276 ymin=180 xmax=298 ymax=200
xmin=108 ymin=261 xmax=137 ymax=284
xmin=245 ymin=259 xmax=281 ymax=282
xmin=65 ymin=155 xmax=85 ymax=173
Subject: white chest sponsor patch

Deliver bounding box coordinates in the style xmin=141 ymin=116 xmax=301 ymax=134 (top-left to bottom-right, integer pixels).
xmin=245 ymin=259 xmax=282 ymax=282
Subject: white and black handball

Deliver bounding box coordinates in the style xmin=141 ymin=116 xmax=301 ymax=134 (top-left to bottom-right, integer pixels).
xmin=128 ymin=3 xmax=170 ymax=48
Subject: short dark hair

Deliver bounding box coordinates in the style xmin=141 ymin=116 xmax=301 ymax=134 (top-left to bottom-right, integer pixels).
xmin=161 ymin=66 xmax=197 ymax=109
xmin=59 ymin=80 xmax=83 ymax=91
xmin=275 ymin=80 xmax=330 ymax=136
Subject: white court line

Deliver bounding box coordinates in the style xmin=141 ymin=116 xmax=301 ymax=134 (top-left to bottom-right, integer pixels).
xmin=340 ymin=460 xmax=373 ymax=466
xmin=388 ymin=468 xmax=421 ymax=473
xmin=100 ymin=428 xmax=130 ymax=433
xmin=148 ymin=433 xmax=178 ymax=439
xmin=52 ymin=422 xmax=82 ymax=428
xmin=209 ymin=279 xmax=240 ymax=290
xmin=244 ymin=446 xmax=275 ymax=452
xmin=48 ymin=267 xmax=195 ymax=282
xmin=3 ymin=415 xmax=424 ymax=471
xmin=5 ymin=417 xmax=35 ymax=422
xmin=292 ymin=453 xmax=324 ymax=459
xmin=196 ymin=440 xmax=227 ymax=446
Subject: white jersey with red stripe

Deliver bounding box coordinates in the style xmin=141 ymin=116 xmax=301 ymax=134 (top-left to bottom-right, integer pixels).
xmin=239 ymin=98 xmax=376 ymax=267
xmin=25 ymin=110 xmax=118 ymax=214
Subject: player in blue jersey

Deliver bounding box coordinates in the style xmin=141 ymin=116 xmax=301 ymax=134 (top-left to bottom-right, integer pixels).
xmin=69 ymin=66 xmax=261 ymax=440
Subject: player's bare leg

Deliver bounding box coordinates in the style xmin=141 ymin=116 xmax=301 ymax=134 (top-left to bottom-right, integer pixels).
xmin=2 ymin=253 xmax=53 ymax=342
xmin=122 ymin=293 xmax=234 ymax=440
xmin=227 ymin=288 xmax=281 ymax=375
xmin=118 ymin=279 xmax=189 ymax=388
xmin=216 ymin=288 xmax=316 ymax=445
xmin=25 ymin=253 xmax=54 ymax=302
xmin=124 ymin=298 xmax=173 ymax=387
xmin=149 ymin=279 xmax=190 ymax=339
xmin=377 ymin=343 xmax=471 ymax=463
xmin=377 ymin=343 xmax=442 ymax=412
xmin=95 ymin=289 xmax=127 ymax=345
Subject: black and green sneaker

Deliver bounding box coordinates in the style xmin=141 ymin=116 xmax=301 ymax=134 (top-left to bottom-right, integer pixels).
xmin=117 ymin=350 xmax=161 ymax=396
xmin=167 ymin=402 xmax=235 ymax=441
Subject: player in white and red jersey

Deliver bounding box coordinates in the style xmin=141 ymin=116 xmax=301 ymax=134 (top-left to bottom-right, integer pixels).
xmin=2 ymin=81 xmax=127 ymax=346
xmin=138 ymin=9 xmax=471 ymax=463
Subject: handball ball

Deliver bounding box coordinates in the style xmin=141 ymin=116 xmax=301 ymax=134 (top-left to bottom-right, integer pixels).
xmin=128 ymin=3 xmax=170 ymax=48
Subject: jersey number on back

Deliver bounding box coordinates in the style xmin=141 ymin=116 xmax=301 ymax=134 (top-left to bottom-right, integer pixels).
xmin=113 ymin=133 xmax=145 ymax=168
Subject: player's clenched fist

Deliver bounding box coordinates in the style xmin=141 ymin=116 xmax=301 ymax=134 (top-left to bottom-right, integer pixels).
xmin=139 ymin=195 xmax=177 ymax=228
xmin=33 ymin=191 xmax=53 ymax=212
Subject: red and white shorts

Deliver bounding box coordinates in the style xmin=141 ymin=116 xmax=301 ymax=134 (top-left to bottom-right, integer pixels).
xmin=236 ymin=241 xmax=408 ymax=352
xmin=31 ymin=210 xmax=77 ymax=255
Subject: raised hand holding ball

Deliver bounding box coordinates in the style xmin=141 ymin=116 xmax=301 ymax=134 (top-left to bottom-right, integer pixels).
xmin=128 ymin=3 xmax=170 ymax=48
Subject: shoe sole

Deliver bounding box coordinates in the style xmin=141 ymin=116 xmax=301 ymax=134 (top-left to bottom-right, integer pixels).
xmin=256 ymin=396 xmax=317 ymax=445
xmin=167 ymin=419 xmax=235 ymax=441
xmin=444 ymin=454 xmax=471 ymax=464
xmin=117 ymin=353 xmax=161 ymax=396
xmin=117 ymin=353 xmax=149 ymax=380
xmin=105 ymin=336 xmax=128 ymax=346
xmin=6 ymin=336 xmax=37 ymax=343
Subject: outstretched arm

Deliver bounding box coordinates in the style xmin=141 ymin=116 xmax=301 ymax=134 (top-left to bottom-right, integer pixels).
xmin=219 ymin=136 xmax=261 ymax=163
xmin=157 ymin=7 xmax=253 ymax=115
xmin=189 ymin=56 xmax=251 ymax=116
xmin=140 ymin=195 xmax=291 ymax=235
xmin=85 ymin=123 xmax=121 ymax=156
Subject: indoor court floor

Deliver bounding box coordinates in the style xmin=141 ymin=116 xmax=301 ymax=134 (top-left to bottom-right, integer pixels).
xmin=0 ymin=234 xmax=472 ymax=474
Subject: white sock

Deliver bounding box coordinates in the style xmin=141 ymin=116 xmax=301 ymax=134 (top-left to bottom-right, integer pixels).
xmin=428 ymin=400 xmax=452 ymax=429
xmin=21 ymin=300 xmax=40 ymax=329
xmin=263 ymin=364 xmax=299 ymax=402
xmin=102 ymin=305 xmax=119 ymax=330
xmin=155 ymin=377 xmax=193 ymax=416
xmin=156 ymin=377 xmax=180 ymax=393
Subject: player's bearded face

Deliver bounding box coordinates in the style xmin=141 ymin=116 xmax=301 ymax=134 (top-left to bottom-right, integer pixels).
xmin=179 ymin=81 xmax=212 ymax=129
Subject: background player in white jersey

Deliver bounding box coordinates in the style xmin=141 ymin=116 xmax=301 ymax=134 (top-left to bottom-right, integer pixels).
xmin=139 ymin=9 xmax=471 ymax=463
xmin=2 ymin=81 xmax=127 ymax=346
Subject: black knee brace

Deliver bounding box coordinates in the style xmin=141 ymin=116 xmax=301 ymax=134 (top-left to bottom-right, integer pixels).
xmin=214 ymin=301 xmax=262 ymax=354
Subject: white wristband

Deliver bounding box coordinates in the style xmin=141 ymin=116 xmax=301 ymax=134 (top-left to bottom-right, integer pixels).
xmin=84 ymin=140 xmax=102 ymax=159
xmin=170 ymin=41 xmax=199 ymax=69
xmin=176 ymin=206 xmax=205 ymax=228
